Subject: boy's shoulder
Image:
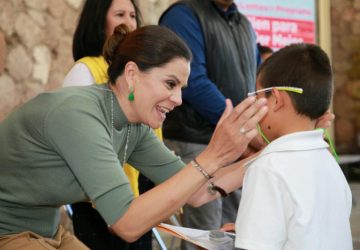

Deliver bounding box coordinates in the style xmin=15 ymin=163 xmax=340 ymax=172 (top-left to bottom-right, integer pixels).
xmin=245 ymin=130 xmax=331 ymax=171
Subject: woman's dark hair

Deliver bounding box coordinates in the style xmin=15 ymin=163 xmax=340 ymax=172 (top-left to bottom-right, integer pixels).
xmin=103 ymin=24 xmax=192 ymax=84
xmin=257 ymin=43 xmax=333 ymax=120
xmin=72 ymin=0 xmax=142 ymax=61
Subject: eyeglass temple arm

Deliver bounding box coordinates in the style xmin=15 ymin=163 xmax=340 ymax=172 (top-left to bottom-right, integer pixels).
xmin=248 ymin=86 xmax=303 ymax=96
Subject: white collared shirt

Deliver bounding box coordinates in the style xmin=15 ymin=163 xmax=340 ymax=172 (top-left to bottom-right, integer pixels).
xmin=235 ymin=130 xmax=352 ymax=250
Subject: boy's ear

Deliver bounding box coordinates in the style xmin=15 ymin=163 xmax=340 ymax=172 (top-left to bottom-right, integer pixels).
xmin=271 ymin=88 xmax=285 ymax=112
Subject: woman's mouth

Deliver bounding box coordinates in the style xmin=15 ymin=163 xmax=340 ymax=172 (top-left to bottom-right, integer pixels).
xmin=156 ymin=105 xmax=171 ymax=119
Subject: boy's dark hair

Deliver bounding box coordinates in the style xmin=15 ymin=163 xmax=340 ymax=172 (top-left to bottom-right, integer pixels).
xmin=257 ymin=43 xmax=333 ymax=120
xmin=72 ymin=0 xmax=142 ymax=61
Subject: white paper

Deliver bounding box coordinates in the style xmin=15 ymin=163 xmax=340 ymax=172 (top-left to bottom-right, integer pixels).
xmin=157 ymin=223 xmax=234 ymax=250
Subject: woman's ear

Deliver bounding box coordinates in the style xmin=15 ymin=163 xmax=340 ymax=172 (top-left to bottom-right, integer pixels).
xmin=271 ymin=88 xmax=285 ymax=112
xmin=124 ymin=61 xmax=139 ymax=88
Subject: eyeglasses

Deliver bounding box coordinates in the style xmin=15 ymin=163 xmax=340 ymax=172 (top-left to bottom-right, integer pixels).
xmin=248 ymin=86 xmax=303 ymax=97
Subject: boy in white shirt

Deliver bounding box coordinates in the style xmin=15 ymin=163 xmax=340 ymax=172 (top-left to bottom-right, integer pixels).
xmin=235 ymin=43 xmax=353 ymax=250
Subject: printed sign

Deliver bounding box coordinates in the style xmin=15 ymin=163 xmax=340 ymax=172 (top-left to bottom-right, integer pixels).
xmin=235 ymin=0 xmax=317 ymax=50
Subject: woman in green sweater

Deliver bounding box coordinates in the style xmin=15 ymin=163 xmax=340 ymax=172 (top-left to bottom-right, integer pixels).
xmin=0 ymin=24 xmax=268 ymax=250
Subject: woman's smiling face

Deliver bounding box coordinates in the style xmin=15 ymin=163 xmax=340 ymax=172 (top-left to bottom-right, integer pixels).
xmin=105 ymin=0 xmax=137 ymax=38
xmin=132 ymin=57 xmax=190 ymax=129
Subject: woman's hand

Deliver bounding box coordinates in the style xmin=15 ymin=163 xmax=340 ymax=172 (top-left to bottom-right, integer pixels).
xmin=240 ymin=133 xmax=267 ymax=159
xmin=110 ymin=98 xmax=267 ymax=242
xmin=197 ymin=97 xmax=268 ymax=173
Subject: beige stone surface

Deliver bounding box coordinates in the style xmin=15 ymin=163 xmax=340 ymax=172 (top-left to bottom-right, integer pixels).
xmin=50 ymin=36 xmax=73 ymax=78
xmin=0 ymin=74 xmax=19 ymax=121
xmin=14 ymin=12 xmax=44 ymax=49
xmin=20 ymin=82 xmax=45 ymax=104
xmin=62 ymin=7 xmax=79 ymax=33
xmin=27 ymin=9 xmax=47 ymax=28
xmin=335 ymin=118 xmax=356 ymax=145
xmin=6 ymin=45 xmax=33 ymax=81
xmin=48 ymin=0 xmax=68 ymax=18
xmin=0 ymin=30 xmax=6 ymax=74
xmin=352 ymin=20 xmax=360 ymax=34
xmin=355 ymin=0 xmax=360 ymax=10
xmin=334 ymin=94 xmax=356 ymax=119
xmin=331 ymin=0 xmax=360 ymax=152
xmin=66 ymin=0 xmax=83 ymax=10
xmin=139 ymin=0 xmax=176 ymax=24
xmin=44 ymin=18 xmax=65 ymax=49
xmin=24 ymin=0 xmax=48 ymax=11
xmin=334 ymin=73 xmax=349 ymax=90
xmin=0 ymin=1 xmax=17 ymax=36
xmin=32 ymin=45 xmax=52 ymax=85
xmin=347 ymin=81 xmax=360 ymax=100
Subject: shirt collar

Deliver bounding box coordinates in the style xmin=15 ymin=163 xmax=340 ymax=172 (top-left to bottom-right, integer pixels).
xmin=244 ymin=130 xmax=329 ymax=167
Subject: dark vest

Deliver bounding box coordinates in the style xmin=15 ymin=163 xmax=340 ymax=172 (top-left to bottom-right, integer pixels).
xmin=161 ymin=0 xmax=257 ymax=144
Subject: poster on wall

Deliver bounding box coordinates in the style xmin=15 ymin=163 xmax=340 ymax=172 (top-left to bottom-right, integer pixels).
xmin=235 ymin=0 xmax=317 ymax=50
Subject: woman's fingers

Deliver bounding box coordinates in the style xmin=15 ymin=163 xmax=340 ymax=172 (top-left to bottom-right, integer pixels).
xmin=203 ymin=97 xmax=268 ymax=168
xmin=217 ymin=99 xmax=234 ymax=126
xmin=233 ymin=97 xmax=267 ymax=130
xmin=226 ymin=96 xmax=257 ymax=124
xmin=238 ymin=105 xmax=268 ymax=138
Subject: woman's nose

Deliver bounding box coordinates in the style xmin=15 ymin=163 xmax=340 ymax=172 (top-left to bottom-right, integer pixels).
xmin=124 ymin=16 xmax=136 ymax=31
xmin=170 ymin=90 xmax=182 ymax=107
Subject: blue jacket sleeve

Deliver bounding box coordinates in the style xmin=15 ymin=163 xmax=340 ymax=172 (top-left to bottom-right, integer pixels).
xmin=160 ymin=4 xmax=226 ymax=125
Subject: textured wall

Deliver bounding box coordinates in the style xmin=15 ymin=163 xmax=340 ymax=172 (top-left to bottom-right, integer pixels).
xmin=0 ymin=0 xmax=175 ymax=121
xmin=331 ymin=0 xmax=360 ymax=153
xmin=0 ymin=0 xmax=83 ymax=121
xmin=0 ymin=0 xmax=359 ymax=153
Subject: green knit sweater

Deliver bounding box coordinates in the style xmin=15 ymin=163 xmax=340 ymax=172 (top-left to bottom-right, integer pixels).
xmin=0 ymin=84 xmax=184 ymax=237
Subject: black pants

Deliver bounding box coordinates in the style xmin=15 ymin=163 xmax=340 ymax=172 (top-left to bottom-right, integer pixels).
xmin=71 ymin=174 xmax=154 ymax=250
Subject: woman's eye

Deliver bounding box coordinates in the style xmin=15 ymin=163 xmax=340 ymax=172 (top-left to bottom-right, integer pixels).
xmin=116 ymin=12 xmax=125 ymax=17
xmin=131 ymin=14 xmax=136 ymax=19
xmin=166 ymin=80 xmax=176 ymax=89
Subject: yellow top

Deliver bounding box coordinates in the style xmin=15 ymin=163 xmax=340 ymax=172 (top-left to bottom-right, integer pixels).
xmin=77 ymin=56 xmax=163 ymax=196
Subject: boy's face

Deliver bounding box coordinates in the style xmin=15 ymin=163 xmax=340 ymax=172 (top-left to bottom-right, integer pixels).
xmin=255 ymin=79 xmax=311 ymax=143
xmin=255 ymin=80 xmax=279 ymax=143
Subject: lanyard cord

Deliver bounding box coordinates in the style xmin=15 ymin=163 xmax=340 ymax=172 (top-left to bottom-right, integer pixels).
xmin=258 ymin=125 xmax=339 ymax=162
xmin=317 ymin=128 xmax=339 ymax=162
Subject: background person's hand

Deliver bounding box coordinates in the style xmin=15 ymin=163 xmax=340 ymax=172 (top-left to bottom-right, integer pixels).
xmin=315 ymin=110 xmax=335 ymax=129
xmin=220 ymin=223 xmax=235 ymax=233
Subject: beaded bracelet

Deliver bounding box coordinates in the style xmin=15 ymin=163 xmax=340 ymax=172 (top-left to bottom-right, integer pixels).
xmin=191 ymin=159 xmax=228 ymax=197
xmin=191 ymin=159 xmax=214 ymax=179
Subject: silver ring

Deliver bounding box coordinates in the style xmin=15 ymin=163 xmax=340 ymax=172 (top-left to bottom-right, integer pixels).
xmin=240 ymin=127 xmax=246 ymax=135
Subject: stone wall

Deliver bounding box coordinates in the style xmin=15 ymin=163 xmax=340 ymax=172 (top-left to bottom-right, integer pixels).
xmin=0 ymin=0 xmax=175 ymax=121
xmin=0 ymin=0 xmax=83 ymax=121
xmin=331 ymin=0 xmax=360 ymax=153
xmin=0 ymin=0 xmax=359 ymax=153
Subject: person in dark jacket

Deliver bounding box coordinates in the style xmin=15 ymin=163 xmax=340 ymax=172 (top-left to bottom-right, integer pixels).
xmin=159 ymin=1 xmax=261 ymax=249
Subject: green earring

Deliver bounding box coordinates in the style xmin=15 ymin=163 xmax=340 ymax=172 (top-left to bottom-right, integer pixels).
xmin=128 ymin=92 xmax=134 ymax=101
xmin=128 ymin=86 xmax=134 ymax=101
